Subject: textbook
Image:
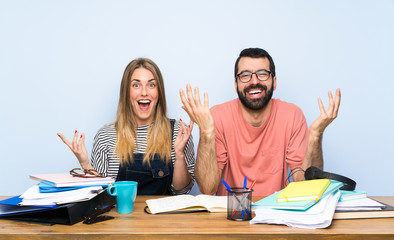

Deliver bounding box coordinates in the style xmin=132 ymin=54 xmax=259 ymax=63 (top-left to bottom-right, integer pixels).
xmin=30 ymin=173 xmax=115 ymax=187
xmin=145 ymin=194 xmax=227 ymax=214
xmin=253 ymin=180 xmax=344 ymax=211
xmin=276 ymin=179 xmax=331 ymax=202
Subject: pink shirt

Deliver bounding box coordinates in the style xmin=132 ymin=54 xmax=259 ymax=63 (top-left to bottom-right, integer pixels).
xmin=211 ymin=99 xmax=308 ymax=196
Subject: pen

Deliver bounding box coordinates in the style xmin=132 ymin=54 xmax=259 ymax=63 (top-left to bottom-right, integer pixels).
xmin=225 ymin=178 xmax=252 ymax=218
xmin=222 ymin=178 xmax=251 ymax=216
xmin=242 ymin=176 xmax=247 ymax=219
xmin=221 ymin=179 xmax=232 ymax=193
xmin=249 ymin=179 xmax=257 ymax=190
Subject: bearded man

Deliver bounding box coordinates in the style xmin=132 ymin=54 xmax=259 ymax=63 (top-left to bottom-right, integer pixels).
xmin=180 ymin=48 xmax=341 ymax=196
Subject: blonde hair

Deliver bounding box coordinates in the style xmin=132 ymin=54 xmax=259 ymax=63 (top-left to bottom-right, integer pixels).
xmin=115 ymin=58 xmax=171 ymax=166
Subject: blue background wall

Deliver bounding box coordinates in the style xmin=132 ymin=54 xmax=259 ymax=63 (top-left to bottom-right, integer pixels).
xmin=1 ymin=0 xmax=393 ymax=196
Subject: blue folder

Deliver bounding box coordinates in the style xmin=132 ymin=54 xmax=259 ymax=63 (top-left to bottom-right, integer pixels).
xmin=0 ymin=196 xmax=57 ymax=216
xmin=38 ymin=182 xmax=106 ymax=193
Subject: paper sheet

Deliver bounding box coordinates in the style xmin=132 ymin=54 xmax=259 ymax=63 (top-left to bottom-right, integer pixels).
xmin=19 ymin=185 xmax=102 ymax=205
xmin=336 ymin=197 xmax=384 ymax=211
xmin=250 ymin=190 xmax=341 ymax=229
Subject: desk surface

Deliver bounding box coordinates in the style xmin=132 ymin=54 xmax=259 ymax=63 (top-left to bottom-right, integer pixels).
xmin=1 ymin=196 xmax=393 ymax=240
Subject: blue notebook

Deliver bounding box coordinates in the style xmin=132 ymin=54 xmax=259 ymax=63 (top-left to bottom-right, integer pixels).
xmin=252 ymin=180 xmax=344 ymax=211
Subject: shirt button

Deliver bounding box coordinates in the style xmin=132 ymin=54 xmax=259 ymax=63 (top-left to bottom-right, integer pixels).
xmin=158 ymin=170 xmax=164 ymax=177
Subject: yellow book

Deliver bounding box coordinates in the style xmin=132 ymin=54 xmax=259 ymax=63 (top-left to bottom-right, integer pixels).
xmin=276 ymin=179 xmax=331 ymax=202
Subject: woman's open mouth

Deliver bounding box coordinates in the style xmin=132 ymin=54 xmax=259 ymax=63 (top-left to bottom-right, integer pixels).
xmin=138 ymin=100 xmax=151 ymax=111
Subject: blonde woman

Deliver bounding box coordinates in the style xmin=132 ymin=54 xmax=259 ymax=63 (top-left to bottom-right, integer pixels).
xmin=58 ymin=58 xmax=195 ymax=195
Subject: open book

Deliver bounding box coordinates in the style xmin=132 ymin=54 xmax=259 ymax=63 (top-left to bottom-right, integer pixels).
xmin=145 ymin=194 xmax=227 ymax=214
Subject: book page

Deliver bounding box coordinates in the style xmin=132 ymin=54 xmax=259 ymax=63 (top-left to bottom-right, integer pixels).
xmin=195 ymin=195 xmax=227 ymax=212
xmin=19 ymin=185 xmax=103 ymax=205
xmin=146 ymin=195 xmax=206 ymax=214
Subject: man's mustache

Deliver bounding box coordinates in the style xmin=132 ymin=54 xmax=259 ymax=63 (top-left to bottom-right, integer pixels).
xmin=243 ymin=84 xmax=267 ymax=94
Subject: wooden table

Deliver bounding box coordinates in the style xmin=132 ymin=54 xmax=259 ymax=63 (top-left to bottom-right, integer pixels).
xmin=1 ymin=196 xmax=393 ymax=240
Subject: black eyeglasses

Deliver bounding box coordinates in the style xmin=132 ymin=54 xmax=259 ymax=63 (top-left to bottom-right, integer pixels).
xmin=236 ymin=70 xmax=272 ymax=83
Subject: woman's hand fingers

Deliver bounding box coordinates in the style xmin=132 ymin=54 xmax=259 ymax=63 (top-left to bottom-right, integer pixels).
xmin=57 ymin=133 xmax=72 ymax=149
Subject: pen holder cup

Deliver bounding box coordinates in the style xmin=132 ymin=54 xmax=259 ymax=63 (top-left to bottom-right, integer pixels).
xmin=226 ymin=187 xmax=253 ymax=221
xmin=107 ymin=181 xmax=138 ymax=214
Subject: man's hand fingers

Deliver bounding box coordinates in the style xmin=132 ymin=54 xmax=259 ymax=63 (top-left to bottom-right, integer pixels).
xmin=180 ymin=89 xmax=192 ymax=112
xmin=204 ymin=92 xmax=209 ymax=108
xmin=326 ymin=91 xmax=335 ymax=115
xmin=186 ymin=84 xmax=197 ymax=109
xmin=333 ymin=88 xmax=341 ymax=118
xmin=317 ymin=98 xmax=326 ymax=117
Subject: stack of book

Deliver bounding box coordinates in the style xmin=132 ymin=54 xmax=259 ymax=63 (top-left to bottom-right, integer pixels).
xmin=17 ymin=173 xmax=115 ymax=206
xmin=251 ymin=180 xmax=394 ymax=228
xmin=0 ymin=173 xmax=116 ymax=225
xmin=251 ymin=179 xmax=344 ymax=229
xmin=334 ymin=190 xmax=394 ymax=219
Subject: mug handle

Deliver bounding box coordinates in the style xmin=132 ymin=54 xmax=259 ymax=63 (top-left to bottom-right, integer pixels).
xmin=107 ymin=185 xmax=117 ymax=196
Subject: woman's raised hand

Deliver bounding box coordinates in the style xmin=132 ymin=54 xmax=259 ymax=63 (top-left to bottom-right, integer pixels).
xmin=57 ymin=130 xmax=91 ymax=169
xmin=174 ymin=119 xmax=193 ymax=156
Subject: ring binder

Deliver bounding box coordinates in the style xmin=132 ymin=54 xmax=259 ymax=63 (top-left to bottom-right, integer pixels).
xmin=0 ymin=190 xmax=115 ymax=225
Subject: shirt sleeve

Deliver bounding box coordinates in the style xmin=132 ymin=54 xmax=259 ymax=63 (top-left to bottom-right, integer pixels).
xmin=91 ymin=125 xmax=119 ymax=179
xmin=171 ymin=121 xmax=195 ymax=195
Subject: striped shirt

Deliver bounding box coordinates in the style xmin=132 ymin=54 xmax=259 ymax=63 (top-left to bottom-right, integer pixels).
xmin=91 ymin=120 xmax=195 ymax=194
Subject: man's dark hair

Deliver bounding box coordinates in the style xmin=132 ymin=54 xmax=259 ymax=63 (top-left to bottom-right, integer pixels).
xmin=234 ymin=48 xmax=276 ymax=78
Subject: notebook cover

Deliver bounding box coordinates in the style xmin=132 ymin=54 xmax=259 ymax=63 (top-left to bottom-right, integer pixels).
xmin=276 ymin=179 xmax=331 ymax=202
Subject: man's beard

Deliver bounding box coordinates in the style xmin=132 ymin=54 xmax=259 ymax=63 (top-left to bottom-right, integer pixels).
xmin=237 ymin=82 xmax=274 ymax=110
